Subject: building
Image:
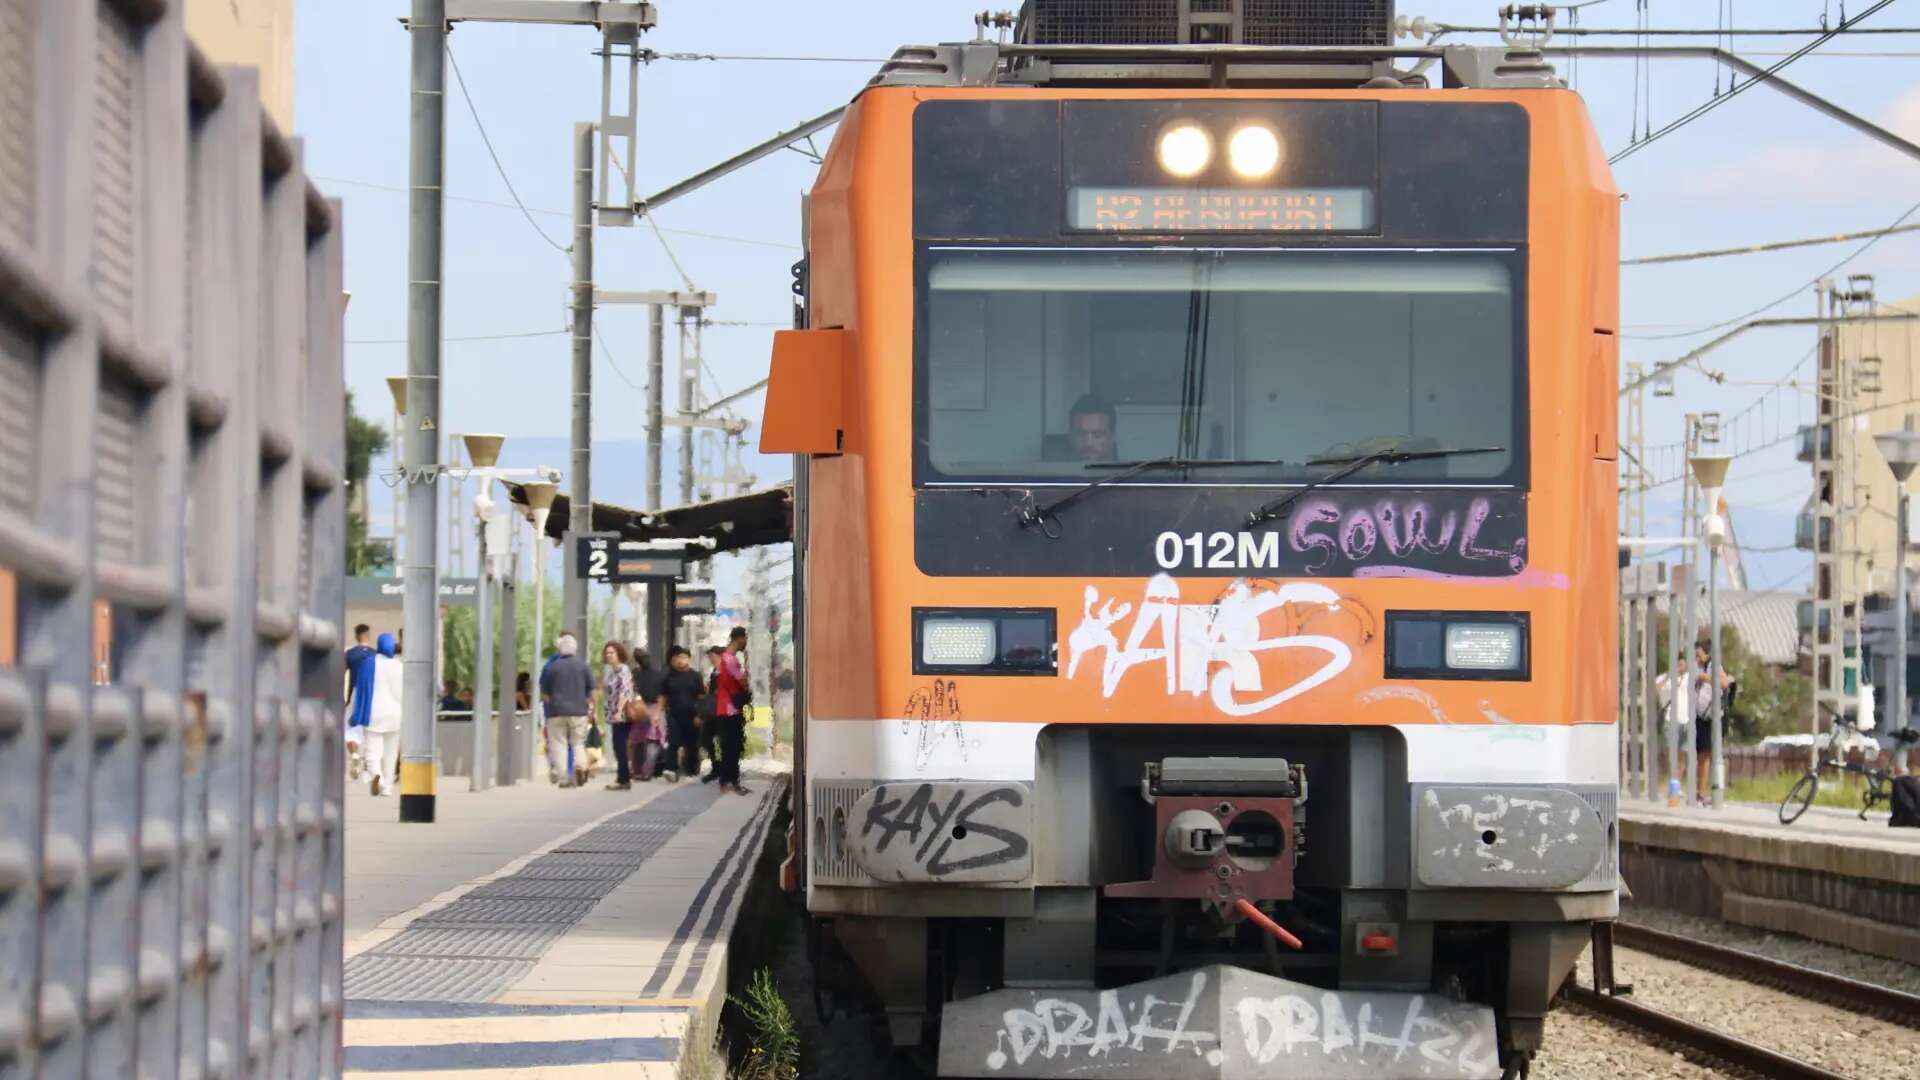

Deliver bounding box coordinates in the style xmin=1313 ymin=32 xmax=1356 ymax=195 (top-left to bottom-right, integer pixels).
xmin=184 ymin=0 xmax=295 ymax=132
xmin=1797 ymin=288 xmax=1920 ymax=719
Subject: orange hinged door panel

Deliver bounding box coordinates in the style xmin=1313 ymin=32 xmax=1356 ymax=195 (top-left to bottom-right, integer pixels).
xmin=1591 ymin=334 xmax=1618 ymax=461
xmin=761 ymin=328 xmax=852 ymax=455
xmin=0 ymin=567 xmax=14 ymax=665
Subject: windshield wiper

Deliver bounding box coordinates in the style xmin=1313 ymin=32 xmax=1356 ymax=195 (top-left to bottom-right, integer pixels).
xmin=1243 ymin=445 xmax=1505 ymax=529
xmin=1018 ymin=457 xmax=1284 ymax=532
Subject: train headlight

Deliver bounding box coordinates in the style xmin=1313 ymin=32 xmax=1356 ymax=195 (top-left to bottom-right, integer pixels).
xmin=1156 ymin=123 xmax=1212 ymax=179
xmin=1386 ymin=612 xmax=1530 ymax=680
xmin=1227 ymin=123 xmax=1282 ymax=179
xmin=922 ymin=618 xmax=996 ymax=667
xmin=914 ymin=609 xmax=1059 ymax=675
xmin=1445 ymin=623 xmax=1523 ymax=670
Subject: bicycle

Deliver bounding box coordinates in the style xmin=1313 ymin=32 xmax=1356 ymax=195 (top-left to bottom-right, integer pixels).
xmin=1778 ymin=721 xmax=1917 ymax=824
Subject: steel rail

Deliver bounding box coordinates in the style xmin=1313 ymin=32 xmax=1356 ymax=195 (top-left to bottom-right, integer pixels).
xmin=1562 ymin=985 xmax=1849 ymax=1080
xmin=1612 ymin=923 xmax=1920 ymax=1030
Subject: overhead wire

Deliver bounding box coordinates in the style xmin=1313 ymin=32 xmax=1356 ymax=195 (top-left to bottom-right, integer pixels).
xmin=591 ymin=323 xmax=649 ymax=394
xmin=445 ymin=42 xmax=571 ymax=257
xmin=312 ymin=175 xmax=799 ymax=249
xmin=1624 ymin=196 xmax=1920 ymax=341
xmin=348 ymin=328 xmax=567 ymax=345
xmin=1609 ymin=0 xmax=1900 ymax=165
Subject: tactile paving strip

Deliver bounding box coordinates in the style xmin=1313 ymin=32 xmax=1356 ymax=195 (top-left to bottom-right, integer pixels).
xmin=346 ymin=783 xmax=721 ymax=1002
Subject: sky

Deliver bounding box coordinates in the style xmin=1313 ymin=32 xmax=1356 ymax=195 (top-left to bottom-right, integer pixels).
xmin=292 ymin=0 xmax=1920 ymax=605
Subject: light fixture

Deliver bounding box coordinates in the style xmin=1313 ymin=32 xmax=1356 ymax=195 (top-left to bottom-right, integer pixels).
xmin=385 ymin=375 xmax=409 ymax=416
xmin=1875 ymin=428 xmax=1920 ymax=485
xmin=913 ymin=608 xmax=1058 ymax=675
xmin=1688 ymin=454 xmax=1732 ymax=547
xmin=1385 ymin=612 xmax=1530 ymax=680
xmin=1156 ymin=123 xmax=1212 ymax=179
xmin=461 ymin=433 xmax=506 ymax=469
xmin=1227 ymin=123 xmax=1282 ymax=179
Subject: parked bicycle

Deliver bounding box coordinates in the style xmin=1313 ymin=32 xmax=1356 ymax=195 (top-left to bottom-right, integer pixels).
xmin=1779 ymin=720 xmax=1918 ymax=824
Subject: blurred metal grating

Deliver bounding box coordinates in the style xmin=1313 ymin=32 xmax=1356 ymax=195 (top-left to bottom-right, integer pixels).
xmin=1021 ymin=0 xmax=1392 ymax=45
xmin=1243 ymin=0 xmax=1392 ymax=46
xmin=0 ymin=0 xmax=35 ymax=252
xmin=94 ymin=371 xmax=141 ymax=564
xmin=94 ymin=4 xmax=138 ymax=325
xmin=1025 ymin=0 xmax=1178 ymax=44
xmin=0 ymin=310 xmax=39 ymax=518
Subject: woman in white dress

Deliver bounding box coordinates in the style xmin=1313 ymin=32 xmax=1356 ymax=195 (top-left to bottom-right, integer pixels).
xmin=364 ymin=632 xmax=405 ymax=795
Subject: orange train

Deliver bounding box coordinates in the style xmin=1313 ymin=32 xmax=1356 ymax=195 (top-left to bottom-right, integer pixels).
xmin=762 ymin=12 xmax=1618 ymax=1078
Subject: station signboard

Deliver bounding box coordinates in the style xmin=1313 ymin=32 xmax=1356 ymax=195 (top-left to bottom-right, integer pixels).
xmin=575 ymin=533 xmax=688 ymax=583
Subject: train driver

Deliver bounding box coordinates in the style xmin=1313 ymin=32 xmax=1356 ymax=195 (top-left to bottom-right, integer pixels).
xmin=1068 ymin=394 xmax=1118 ymax=464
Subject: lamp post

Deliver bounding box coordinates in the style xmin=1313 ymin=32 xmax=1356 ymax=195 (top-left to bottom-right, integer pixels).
xmin=463 ymin=434 xmax=505 ymax=792
xmin=1689 ymin=454 xmax=1732 ymax=809
xmin=522 ymin=479 xmax=559 ymax=778
xmin=1874 ymin=424 xmax=1920 ymax=774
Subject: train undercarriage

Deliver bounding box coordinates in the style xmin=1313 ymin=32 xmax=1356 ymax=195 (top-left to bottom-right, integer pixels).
xmin=802 ymin=725 xmax=1616 ymax=1078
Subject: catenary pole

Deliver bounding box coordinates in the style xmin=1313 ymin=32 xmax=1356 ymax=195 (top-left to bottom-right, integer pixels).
xmin=563 ymin=122 xmax=594 ymax=648
xmin=400 ymin=0 xmax=447 ymax=823
xmin=648 ymin=302 xmax=664 ymax=510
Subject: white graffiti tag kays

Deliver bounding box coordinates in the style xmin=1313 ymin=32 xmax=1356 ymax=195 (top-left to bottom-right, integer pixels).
xmin=1067 ymin=574 xmax=1362 ymax=716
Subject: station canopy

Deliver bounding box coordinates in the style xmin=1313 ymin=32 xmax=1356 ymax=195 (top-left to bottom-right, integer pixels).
xmin=503 ymin=482 xmax=793 ymax=557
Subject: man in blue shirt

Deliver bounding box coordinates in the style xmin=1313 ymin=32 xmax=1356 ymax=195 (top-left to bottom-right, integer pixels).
xmin=343 ymin=624 xmax=375 ymax=781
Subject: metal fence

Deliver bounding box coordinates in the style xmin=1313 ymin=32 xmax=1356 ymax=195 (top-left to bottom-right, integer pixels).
xmin=0 ymin=2 xmax=346 ymax=1075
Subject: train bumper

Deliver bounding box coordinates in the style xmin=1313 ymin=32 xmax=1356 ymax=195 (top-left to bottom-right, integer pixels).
xmin=936 ymin=964 xmax=1499 ymax=1079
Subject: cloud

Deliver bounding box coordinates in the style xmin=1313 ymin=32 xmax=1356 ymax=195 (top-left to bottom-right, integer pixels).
xmin=1679 ymin=84 xmax=1920 ymax=207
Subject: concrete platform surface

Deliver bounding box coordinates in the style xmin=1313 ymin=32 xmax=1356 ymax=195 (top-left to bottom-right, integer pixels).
xmin=1619 ymin=798 xmax=1920 ymax=965
xmin=1620 ymin=800 xmax=1920 ymax=885
xmin=341 ymin=763 xmax=788 ymax=1076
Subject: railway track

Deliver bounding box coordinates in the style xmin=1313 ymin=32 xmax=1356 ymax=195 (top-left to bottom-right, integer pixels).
xmin=1560 ymin=984 xmax=1849 ymax=1080
xmin=1612 ymin=922 xmax=1920 ymax=1030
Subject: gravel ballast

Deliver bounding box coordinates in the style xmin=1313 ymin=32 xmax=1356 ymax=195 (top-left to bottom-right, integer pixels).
xmin=1622 ymin=905 xmax=1920 ymax=997
xmin=1573 ymin=947 xmax=1920 ymax=1079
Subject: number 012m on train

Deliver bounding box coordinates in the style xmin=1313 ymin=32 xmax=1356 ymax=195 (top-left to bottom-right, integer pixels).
xmin=759 ymin=5 xmax=1619 ymax=1077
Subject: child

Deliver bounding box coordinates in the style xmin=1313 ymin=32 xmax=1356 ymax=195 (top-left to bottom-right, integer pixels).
xmin=628 ymin=692 xmax=666 ymax=781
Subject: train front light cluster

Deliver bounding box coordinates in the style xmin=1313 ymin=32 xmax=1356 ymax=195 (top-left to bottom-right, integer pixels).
xmin=1226 ymin=124 xmax=1282 ymax=178
xmin=1385 ymin=612 xmax=1530 ymax=681
xmin=1155 ymin=123 xmax=1212 ymax=178
xmin=922 ymin=617 xmax=997 ymax=667
xmin=1155 ymin=121 xmax=1284 ymax=180
xmin=913 ymin=608 xmax=1060 ymax=675
xmin=1444 ymin=623 xmax=1523 ymax=670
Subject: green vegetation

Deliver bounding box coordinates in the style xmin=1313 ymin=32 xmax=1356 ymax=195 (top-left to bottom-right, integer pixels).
xmin=344 ymin=390 xmax=391 ymax=575
xmin=1648 ymin=614 xmax=1811 ymax=743
xmin=440 ymin=580 xmax=563 ymax=697
xmin=729 ymin=968 xmax=800 ymax=1080
xmin=1727 ymin=769 xmax=1886 ymax=813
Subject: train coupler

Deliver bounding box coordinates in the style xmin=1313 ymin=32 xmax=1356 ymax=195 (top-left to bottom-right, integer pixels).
xmin=1106 ymin=757 xmax=1305 ymax=919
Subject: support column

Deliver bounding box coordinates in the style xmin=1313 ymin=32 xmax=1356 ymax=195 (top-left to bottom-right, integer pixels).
xmin=647 ymin=302 xmax=664 ymax=510
xmin=472 ymin=517 xmax=496 ymax=792
xmin=400 ymin=0 xmax=447 ymax=824
xmin=563 ymin=121 xmax=595 ymax=648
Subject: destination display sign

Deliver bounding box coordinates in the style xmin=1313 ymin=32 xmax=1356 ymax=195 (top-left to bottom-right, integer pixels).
xmin=575 ymin=534 xmax=687 ymax=583
xmin=1067 ymin=186 xmax=1374 ymax=233
xmin=674 ymin=587 xmax=717 ymax=616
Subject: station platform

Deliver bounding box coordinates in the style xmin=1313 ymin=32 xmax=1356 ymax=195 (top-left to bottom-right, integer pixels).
xmin=1619 ymin=800 xmax=1920 ymax=965
xmin=340 ymin=765 xmax=789 ymax=1076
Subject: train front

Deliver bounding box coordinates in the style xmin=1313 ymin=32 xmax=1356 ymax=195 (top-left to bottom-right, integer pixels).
xmin=765 ymin=51 xmax=1620 ymax=1080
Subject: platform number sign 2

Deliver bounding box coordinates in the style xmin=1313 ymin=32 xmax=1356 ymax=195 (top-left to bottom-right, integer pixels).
xmin=576 ymin=533 xmax=620 ymax=582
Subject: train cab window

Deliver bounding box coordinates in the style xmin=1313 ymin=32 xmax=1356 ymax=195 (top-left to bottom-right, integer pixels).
xmin=921 ymin=248 xmax=1522 ymax=487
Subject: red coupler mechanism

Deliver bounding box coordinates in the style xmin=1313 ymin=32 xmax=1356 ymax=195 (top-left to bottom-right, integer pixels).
xmin=1106 ymin=757 xmax=1306 ymax=939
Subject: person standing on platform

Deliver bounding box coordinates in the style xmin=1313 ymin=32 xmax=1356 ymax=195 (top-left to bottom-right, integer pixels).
xmin=343 ymin=623 xmax=375 ymax=782
xmin=363 ymin=633 xmax=404 ymax=796
xmin=713 ymin=626 xmax=751 ymax=796
xmin=599 ymin=641 xmax=636 ymax=790
xmin=540 ymin=633 xmax=595 ymax=788
xmin=660 ymin=646 xmax=705 ymax=781
xmin=700 ymin=646 xmax=726 ymax=782
xmin=629 ymin=651 xmax=666 ymax=781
